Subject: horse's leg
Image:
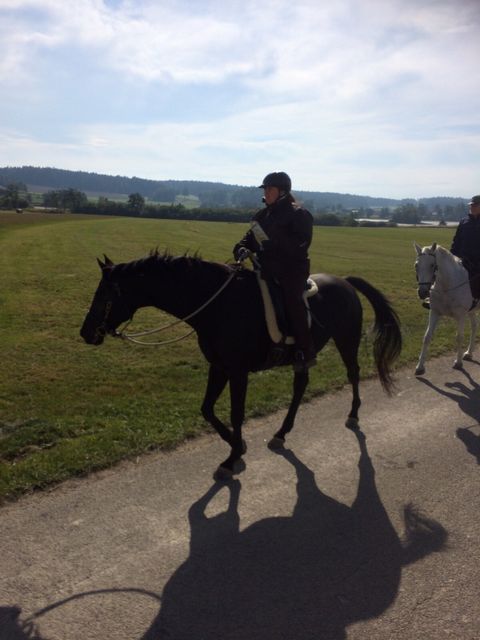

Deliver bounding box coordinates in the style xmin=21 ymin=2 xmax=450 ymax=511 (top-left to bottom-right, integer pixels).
xmin=268 ymin=371 xmax=309 ymax=449
xmin=453 ymin=315 xmax=466 ymax=369
xmin=463 ymin=312 xmax=477 ymax=361
xmin=344 ymin=360 xmax=361 ymax=431
xmin=415 ymin=311 xmax=439 ymax=376
xmin=201 ymin=365 xmax=232 ymax=445
xmin=332 ymin=333 xmax=361 ymax=430
xmin=215 ymin=371 xmax=248 ymax=481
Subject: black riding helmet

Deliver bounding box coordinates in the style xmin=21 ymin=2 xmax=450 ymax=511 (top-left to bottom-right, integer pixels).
xmin=258 ymin=171 xmax=292 ymax=192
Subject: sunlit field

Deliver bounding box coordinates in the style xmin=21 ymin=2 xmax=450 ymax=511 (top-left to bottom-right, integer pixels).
xmin=0 ymin=211 xmax=459 ymax=500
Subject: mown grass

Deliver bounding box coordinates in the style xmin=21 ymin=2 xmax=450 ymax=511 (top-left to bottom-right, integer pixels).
xmin=0 ymin=211 xmax=460 ymax=500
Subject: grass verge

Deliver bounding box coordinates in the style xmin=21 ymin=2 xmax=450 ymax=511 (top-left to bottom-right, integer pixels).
xmin=0 ymin=211 xmax=460 ymax=500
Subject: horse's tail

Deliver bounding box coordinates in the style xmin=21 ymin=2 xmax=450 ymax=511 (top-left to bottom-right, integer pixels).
xmin=345 ymin=276 xmax=402 ymax=394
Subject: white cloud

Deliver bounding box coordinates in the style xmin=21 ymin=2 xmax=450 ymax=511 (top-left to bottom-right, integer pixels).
xmin=2 ymin=92 xmax=478 ymax=197
xmin=0 ymin=0 xmax=479 ymax=197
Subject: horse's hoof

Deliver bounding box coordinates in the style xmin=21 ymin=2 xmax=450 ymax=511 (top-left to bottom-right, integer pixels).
xmin=345 ymin=417 xmax=359 ymax=431
xmin=453 ymin=361 xmax=463 ymax=370
xmin=268 ymin=436 xmax=285 ymax=450
xmin=463 ymin=353 xmax=473 ymax=362
xmin=415 ymin=366 xmax=425 ymax=376
xmin=213 ymin=465 xmax=233 ymax=481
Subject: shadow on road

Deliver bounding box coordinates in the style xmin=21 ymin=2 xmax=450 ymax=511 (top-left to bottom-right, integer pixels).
xmin=142 ymin=431 xmax=447 ymax=640
xmin=417 ymin=370 xmax=480 ymax=464
xmin=456 ymin=427 xmax=480 ymax=464
xmin=2 ymin=434 xmax=447 ymax=640
xmin=0 ymin=589 xmax=162 ymax=640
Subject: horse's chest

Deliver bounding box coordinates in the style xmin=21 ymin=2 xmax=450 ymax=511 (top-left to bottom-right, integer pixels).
xmin=433 ymin=292 xmax=467 ymax=317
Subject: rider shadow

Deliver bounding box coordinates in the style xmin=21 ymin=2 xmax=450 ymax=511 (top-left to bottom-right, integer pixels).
xmin=417 ymin=370 xmax=480 ymax=463
xmin=143 ymin=433 xmax=447 ymax=640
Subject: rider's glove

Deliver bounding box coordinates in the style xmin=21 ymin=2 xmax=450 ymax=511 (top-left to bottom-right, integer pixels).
xmin=236 ymin=247 xmax=251 ymax=262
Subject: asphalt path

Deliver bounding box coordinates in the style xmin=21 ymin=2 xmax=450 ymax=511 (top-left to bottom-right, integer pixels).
xmin=1 ymin=353 xmax=480 ymax=640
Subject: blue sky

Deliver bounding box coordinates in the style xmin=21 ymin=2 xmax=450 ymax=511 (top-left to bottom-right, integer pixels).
xmin=1 ymin=0 xmax=479 ymax=198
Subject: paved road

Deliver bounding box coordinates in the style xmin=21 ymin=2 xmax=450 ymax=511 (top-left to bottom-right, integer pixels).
xmin=1 ymin=354 xmax=480 ymax=640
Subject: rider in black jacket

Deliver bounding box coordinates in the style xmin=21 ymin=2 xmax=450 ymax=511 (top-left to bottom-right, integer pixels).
xmin=233 ymin=172 xmax=316 ymax=372
xmin=450 ymin=194 xmax=480 ymax=298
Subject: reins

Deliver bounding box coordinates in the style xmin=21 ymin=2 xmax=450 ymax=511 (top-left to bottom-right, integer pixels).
xmin=20 ymin=588 xmax=162 ymax=636
xmin=115 ymin=269 xmax=237 ymax=346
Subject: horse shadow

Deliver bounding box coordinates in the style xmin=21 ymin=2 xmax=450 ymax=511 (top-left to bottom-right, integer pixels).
xmin=143 ymin=432 xmax=447 ymax=640
xmin=417 ymin=370 xmax=480 ymax=464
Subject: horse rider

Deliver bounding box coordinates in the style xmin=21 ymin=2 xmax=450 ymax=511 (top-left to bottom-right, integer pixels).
xmin=450 ymin=194 xmax=480 ymax=303
xmin=233 ymin=172 xmax=316 ymax=373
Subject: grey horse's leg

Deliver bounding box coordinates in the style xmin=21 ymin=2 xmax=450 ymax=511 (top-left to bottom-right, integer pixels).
xmin=415 ymin=310 xmax=440 ymax=376
xmin=463 ymin=312 xmax=478 ymax=361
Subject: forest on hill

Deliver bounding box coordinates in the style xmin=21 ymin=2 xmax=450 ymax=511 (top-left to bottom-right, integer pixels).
xmin=0 ymin=165 xmax=469 ymax=222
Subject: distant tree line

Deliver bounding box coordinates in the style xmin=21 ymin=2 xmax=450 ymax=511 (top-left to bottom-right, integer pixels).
xmin=43 ymin=187 xmax=88 ymax=211
xmin=0 ymin=182 xmax=31 ymax=209
xmin=33 ymin=190 xmax=372 ymax=226
xmin=4 ymin=165 xmax=469 ymax=213
xmin=0 ymin=180 xmax=468 ymax=227
xmin=388 ymin=201 xmax=467 ymax=224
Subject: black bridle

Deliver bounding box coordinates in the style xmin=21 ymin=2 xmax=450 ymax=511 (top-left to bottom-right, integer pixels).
xmin=93 ymin=281 xmax=132 ymax=342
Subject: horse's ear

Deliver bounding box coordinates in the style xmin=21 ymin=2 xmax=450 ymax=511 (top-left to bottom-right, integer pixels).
xmin=414 ymin=242 xmax=422 ymax=256
xmin=97 ymin=256 xmax=114 ymax=272
xmin=431 ymin=242 xmax=437 ymax=252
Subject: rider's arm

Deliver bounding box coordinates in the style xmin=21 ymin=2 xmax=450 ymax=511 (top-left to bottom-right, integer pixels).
xmin=450 ymin=221 xmax=464 ymax=257
xmin=233 ymin=229 xmax=261 ymax=261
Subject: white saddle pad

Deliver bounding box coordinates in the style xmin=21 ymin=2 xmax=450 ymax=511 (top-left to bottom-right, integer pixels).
xmin=255 ymin=274 xmax=318 ymax=345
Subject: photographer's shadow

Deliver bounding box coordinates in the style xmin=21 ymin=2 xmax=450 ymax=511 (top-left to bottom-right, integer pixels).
xmin=144 ymin=432 xmax=447 ymax=640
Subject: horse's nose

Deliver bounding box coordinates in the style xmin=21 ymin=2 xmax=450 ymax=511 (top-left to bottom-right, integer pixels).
xmin=80 ymin=322 xmax=105 ymax=345
xmin=417 ymin=286 xmax=429 ymax=300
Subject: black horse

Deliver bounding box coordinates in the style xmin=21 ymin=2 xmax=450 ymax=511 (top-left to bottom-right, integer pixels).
xmin=80 ymin=251 xmax=401 ymax=479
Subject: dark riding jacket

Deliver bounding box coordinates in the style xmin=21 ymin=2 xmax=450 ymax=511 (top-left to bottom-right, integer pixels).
xmin=233 ymin=196 xmax=313 ymax=278
xmin=450 ymin=214 xmax=480 ymax=268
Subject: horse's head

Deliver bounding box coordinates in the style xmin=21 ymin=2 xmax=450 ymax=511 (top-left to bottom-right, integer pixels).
xmin=414 ymin=242 xmax=437 ymax=300
xmin=80 ymin=255 xmax=135 ymax=345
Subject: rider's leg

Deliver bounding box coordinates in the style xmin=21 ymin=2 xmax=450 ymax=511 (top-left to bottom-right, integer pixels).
xmin=277 ymin=273 xmax=317 ymax=371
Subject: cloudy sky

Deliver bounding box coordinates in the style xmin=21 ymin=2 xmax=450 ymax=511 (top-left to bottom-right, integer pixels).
xmin=1 ymin=0 xmax=479 ymax=198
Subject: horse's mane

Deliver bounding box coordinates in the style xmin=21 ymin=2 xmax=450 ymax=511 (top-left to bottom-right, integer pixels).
xmin=111 ymin=249 xmax=232 ymax=279
xmin=435 ymin=244 xmax=462 ymax=267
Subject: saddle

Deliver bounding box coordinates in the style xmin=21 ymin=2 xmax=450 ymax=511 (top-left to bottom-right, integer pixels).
xmin=255 ymin=271 xmax=318 ymax=346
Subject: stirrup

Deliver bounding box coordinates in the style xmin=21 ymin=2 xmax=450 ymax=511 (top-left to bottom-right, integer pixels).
xmin=270 ymin=343 xmax=287 ymax=365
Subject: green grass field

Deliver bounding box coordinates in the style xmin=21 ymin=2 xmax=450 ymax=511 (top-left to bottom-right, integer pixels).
xmin=0 ymin=211 xmax=461 ymax=500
